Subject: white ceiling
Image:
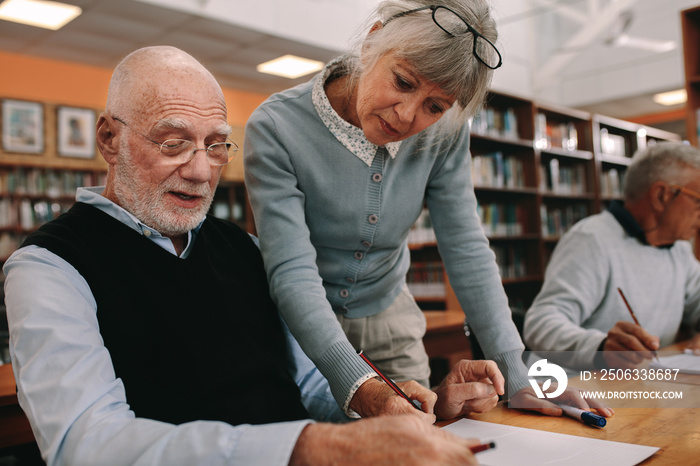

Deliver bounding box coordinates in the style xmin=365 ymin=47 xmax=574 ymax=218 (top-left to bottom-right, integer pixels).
xmin=0 ymin=0 xmax=698 ymax=136
xmin=0 ymin=0 xmax=342 ymax=94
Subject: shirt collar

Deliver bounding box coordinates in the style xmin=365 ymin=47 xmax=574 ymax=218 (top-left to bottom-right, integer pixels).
xmin=76 ymin=187 xmax=204 ymax=257
xmin=312 ymin=56 xmax=401 ymax=167
xmin=607 ymin=200 xmax=672 ymax=248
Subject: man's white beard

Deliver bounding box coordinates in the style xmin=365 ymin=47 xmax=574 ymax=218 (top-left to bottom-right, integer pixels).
xmin=112 ymin=143 xmax=214 ymax=236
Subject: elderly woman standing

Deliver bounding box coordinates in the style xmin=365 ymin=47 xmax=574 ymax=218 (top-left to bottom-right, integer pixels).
xmin=244 ymin=0 xmax=590 ymax=420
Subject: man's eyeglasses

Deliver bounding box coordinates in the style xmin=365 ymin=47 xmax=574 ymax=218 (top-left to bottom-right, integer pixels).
xmin=669 ymin=184 xmax=700 ymax=208
xmin=383 ymin=5 xmax=502 ymax=70
xmin=113 ymin=117 xmax=238 ymax=166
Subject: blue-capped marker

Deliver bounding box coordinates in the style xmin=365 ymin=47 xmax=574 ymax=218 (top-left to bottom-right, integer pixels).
xmin=558 ymin=404 xmax=607 ymax=428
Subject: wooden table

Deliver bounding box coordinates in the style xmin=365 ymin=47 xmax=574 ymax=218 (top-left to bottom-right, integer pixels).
xmin=441 ymin=341 xmax=700 ymax=465
xmin=0 ymin=364 xmax=34 ymax=450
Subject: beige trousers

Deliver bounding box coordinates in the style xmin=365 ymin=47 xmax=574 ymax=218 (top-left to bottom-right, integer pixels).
xmin=336 ymin=286 xmax=431 ymax=387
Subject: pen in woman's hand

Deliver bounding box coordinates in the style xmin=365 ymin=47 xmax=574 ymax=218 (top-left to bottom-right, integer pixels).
xmin=357 ymin=349 xmax=422 ymax=411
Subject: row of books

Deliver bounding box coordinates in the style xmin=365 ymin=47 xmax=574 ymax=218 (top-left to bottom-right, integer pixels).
xmin=410 ymin=204 xmax=528 ymax=242
xmin=407 ymin=209 xmax=436 ymax=246
xmin=477 ymin=202 xmax=526 ymax=237
xmin=406 ymin=261 xmax=445 ymax=299
xmin=471 ymin=107 xmax=519 ymax=139
xmin=599 ymin=128 xmax=627 ymax=157
xmin=539 ymin=159 xmax=588 ymax=195
xmin=490 ymin=243 xmax=528 ymax=279
xmin=0 ymin=167 xmax=105 ymax=197
xmin=540 ymin=203 xmax=588 ymax=238
xmin=211 ymin=199 xmax=246 ymax=223
xmin=472 ymin=152 xmax=526 ymax=189
xmin=534 ymin=113 xmax=579 ymax=151
xmin=600 ymin=168 xmax=625 ymax=198
xmin=0 ymin=198 xmax=69 ymax=230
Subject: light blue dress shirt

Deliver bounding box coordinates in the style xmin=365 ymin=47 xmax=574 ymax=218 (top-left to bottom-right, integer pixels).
xmin=4 ymin=187 xmax=345 ymax=466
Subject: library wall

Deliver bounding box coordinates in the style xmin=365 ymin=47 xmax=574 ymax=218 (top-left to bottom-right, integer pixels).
xmin=0 ymin=50 xmax=268 ymax=181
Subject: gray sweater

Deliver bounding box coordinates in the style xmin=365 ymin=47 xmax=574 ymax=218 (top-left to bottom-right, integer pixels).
xmin=244 ymin=63 xmax=529 ymax=408
xmin=524 ymin=206 xmax=700 ymax=370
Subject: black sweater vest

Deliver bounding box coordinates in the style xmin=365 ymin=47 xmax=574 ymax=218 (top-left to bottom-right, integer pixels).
xmin=22 ymin=202 xmax=308 ymax=425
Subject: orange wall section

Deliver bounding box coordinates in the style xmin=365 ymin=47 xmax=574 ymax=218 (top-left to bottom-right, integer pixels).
xmin=0 ymin=50 xmax=268 ymax=127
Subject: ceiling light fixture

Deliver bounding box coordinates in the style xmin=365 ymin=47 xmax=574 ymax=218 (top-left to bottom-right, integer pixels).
xmin=256 ymin=55 xmax=325 ymax=79
xmin=653 ymin=89 xmax=687 ymax=106
xmin=0 ymin=0 xmax=82 ymax=30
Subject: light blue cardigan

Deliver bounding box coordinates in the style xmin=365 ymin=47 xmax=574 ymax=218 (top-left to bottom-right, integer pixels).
xmin=243 ymin=70 xmax=529 ymax=408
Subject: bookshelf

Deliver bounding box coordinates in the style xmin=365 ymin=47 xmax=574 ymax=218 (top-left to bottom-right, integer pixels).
xmin=407 ymin=91 xmax=681 ymax=318
xmin=682 ymin=5 xmax=700 ymax=148
xmin=681 ymin=5 xmax=700 ymax=260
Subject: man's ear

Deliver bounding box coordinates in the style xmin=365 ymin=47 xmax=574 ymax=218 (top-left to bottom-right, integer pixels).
xmin=96 ymin=114 xmax=118 ymax=164
xmin=649 ymin=182 xmax=671 ymax=212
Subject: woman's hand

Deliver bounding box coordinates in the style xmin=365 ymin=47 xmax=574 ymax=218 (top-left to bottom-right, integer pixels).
xmin=433 ymin=359 xmax=504 ymax=420
xmin=509 ymin=385 xmax=614 ymax=417
xmin=349 ymin=378 xmax=437 ymax=424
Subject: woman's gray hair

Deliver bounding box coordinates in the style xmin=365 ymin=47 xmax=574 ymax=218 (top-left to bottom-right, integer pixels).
xmin=624 ymin=142 xmax=700 ymax=202
xmin=343 ymin=0 xmax=498 ymax=128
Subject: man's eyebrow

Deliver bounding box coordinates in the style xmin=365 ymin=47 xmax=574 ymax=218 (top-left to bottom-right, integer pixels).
xmin=152 ymin=118 xmax=187 ymax=132
xmin=152 ymin=119 xmax=232 ymax=137
xmin=216 ymin=123 xmax=233 ymax=138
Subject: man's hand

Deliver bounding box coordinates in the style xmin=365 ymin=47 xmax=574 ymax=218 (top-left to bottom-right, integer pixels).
xmin=289 ymin=415 xmax=480 ymax=465
xmin=509 ymin=385 xmax=614 ymax=417
xmin=433 ymin=359 xmax=504 ymax=420
xmin=349 ymin=377 xmax=437 ymax=424
xmin=603 ymin=321 xmax=660 ymax=368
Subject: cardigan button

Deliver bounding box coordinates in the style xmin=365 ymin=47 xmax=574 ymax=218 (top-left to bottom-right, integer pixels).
xmin=372 ymin=173 xmax=383 ymax=183
xmin=368 ymin=214 xmax=378 ymax=224
xmin=346 ymin=277 xmax=355 ymax=283
xmin=362 ymin=240 xmax=371 ymax=248
xmin=354 ymin=251 xmax=364 ymax=260
xmin=339 ymin=289 xmax=349 ymax=298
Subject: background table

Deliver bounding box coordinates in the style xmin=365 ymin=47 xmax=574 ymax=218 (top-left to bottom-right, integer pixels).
xmin=0 ymin=364 xmax=34 ymax=450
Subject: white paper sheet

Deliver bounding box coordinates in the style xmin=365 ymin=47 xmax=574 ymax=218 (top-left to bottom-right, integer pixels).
xmin=650 ymin=352 xmax=700 ymax=374
xmin=442 ymin=419 xmax=658 ymax=466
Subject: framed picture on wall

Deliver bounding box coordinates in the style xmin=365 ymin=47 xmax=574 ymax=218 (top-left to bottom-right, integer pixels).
xmin=1 ymin=99 xmax=45 ymax=154
xmin=57 ymin=106 xmax=96 ymax=159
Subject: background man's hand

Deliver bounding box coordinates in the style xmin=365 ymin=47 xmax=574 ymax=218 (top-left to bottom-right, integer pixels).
xmin=603 ymin=321 xmax=659 ymax=368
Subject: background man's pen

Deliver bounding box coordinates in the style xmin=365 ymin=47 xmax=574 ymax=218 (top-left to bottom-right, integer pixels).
xmin=357 ymin=349 xmax=422 ymax=411
xmin=617 ymin=287 xmax=660 ymax=362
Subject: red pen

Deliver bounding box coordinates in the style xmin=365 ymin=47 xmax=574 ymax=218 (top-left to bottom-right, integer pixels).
xmin=470 ymin=441 xmax=496 ymax=454
xmin=357 ymin=349 xmax=422 ymax=411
